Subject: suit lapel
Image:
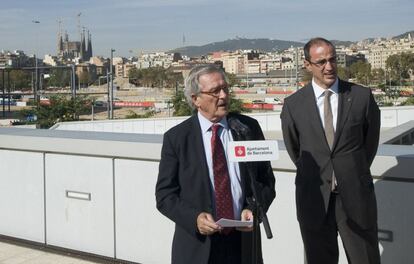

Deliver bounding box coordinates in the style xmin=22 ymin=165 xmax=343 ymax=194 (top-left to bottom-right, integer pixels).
xmin=191 ymin=115 xmax=213 ymax=203
xmin=332 ymin=80 xmax=353 ymax=151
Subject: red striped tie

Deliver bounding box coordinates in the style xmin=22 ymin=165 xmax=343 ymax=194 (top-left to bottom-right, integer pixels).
xmin=211 ymin=124 xmax=234 ymax=233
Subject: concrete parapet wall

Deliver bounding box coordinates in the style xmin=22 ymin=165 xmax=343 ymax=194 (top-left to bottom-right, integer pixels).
xmin=51 ymin=106 xmax=414 ymax=134
xmin=0 ymin=128 xmax=413 ymax=263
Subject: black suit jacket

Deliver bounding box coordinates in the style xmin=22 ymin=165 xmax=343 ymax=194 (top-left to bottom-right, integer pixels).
xmin=281 ymin=80 xmax=380 ymax=229
xmin=156 ymin=112 xmax=275 ymax=264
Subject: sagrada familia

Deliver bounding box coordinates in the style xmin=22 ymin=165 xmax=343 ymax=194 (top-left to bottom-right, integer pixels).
xmin=57 ymin=29 xmax=93 ymax=62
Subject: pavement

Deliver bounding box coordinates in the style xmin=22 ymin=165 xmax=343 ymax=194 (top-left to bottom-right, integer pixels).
xmin=0 ymin=240 xmax=103 ymax=264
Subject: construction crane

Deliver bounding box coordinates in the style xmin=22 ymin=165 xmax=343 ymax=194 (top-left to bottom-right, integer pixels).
xmin=77 ymin=12 xmax=82 ymax=41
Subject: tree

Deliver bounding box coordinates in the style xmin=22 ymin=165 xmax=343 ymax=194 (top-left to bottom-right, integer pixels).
xmin=337 ymin=66 xmax=350 ymax=81
xmin=129 ymin=66 xmax=184 ymax=88
xmin=171 ymin=90 xmax=193 ymax=116
xmin=79 ymin=71 xmax=90 ymax=88
xmin=20 ymin=95 xmax=91 ymax=128
xmin=225 ymin=72 xmax=240 ymax=87
xmin=3 ymin=70 xmax=32 ymax=90
xmin=371 ymin=68 xmax=385 ymax=85
xmin=386 ymin=52 xmax=414 ymax=84
xmin=228 ymin=92 xmax=251 ymax=113
xmin=48 ymin=68 xmax=71 ymax=88
xmin=349 ymin=61 xmax=371 ymax=85
xmin=164 ymin=69 xmax=184 ymax=88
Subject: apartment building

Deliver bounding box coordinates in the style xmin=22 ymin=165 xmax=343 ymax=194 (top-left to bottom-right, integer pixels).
xmin=0 ymin=50 xmax=31 ymax=68
xmin=365 ymin=35 xmax=414 ymax=69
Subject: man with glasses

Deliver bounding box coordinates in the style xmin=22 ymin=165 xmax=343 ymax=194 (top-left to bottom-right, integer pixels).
xmin=156 ymin=64 xmax=275 ymax=264
xmin=281 ymin=37 xmax=381 ymax=264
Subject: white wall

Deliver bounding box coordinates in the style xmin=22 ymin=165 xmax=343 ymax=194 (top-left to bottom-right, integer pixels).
xmin=114 ymin=159 xmax=174 ymax=263
xmin=45 ymin=154 xmax=115 ymax=257
xmin=0 ymin=128 xmax=413 ymax=263
xmin=0 ymin=150 xmax=44 ymax=243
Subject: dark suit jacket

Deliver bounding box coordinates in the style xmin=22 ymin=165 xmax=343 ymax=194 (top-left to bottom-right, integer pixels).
xmin=281 ymin=80 xmax=380 ymax=229
xmin=156 ymin=112 xmax=275 ymax=264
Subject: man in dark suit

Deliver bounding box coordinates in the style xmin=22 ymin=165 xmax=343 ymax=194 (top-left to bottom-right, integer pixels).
xmin=156 ymin=64 xmax=275 ymax=264
xmin=281 ymin=38 xmax=381 ymax=264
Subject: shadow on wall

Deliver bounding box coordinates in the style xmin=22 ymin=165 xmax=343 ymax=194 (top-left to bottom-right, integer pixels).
xmin=375 ymin=155 xmax=414 ymax=263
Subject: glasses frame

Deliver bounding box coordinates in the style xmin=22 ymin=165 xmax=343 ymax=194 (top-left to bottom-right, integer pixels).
xmin=308 ymin=56 xmax=338 ymax=68
xmin=198 ymin=86 xmax=230 ymax=97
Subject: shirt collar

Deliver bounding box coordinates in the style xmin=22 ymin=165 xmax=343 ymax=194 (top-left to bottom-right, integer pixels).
xmin=312 ymin=78 xmax=339 ymax=99
xmin=197 ymin=112 xmax=229 ymax=134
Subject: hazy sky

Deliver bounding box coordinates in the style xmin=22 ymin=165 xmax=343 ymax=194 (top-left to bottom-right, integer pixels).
xmin=0 ymin=0 xmax=412 ymax=57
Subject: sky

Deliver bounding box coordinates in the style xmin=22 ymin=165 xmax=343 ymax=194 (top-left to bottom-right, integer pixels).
xmin=0 ymin=0 xmax=413 ymax=58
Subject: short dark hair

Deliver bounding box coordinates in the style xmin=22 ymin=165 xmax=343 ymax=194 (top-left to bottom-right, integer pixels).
xmin=304 ymin=37 xmax=335 ymax=61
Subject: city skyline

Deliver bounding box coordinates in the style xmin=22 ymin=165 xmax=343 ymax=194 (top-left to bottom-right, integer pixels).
xmin=0 ymin=0 xmax=412 ymax=58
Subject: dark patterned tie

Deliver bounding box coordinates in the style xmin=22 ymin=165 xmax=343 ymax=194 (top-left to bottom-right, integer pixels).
xmin=324 ymin=90 xmax=337 ymax=191
xmin=211 ymin=124 xmax=235 ymax=230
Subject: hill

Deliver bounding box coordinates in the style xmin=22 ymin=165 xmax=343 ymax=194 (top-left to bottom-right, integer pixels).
xmin=169 ymin=38 xmax=304 ymax=57
xmin=168 ymin=31 xmax=414 ymax=57
xmin=393 ymin=30 xmax=414 ymax=40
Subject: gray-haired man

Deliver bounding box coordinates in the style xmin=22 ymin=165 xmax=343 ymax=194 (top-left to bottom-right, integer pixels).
xmin=156 ymin=64 xmax=275 ymax=264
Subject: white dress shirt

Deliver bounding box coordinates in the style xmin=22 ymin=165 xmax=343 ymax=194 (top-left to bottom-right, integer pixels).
xmin=312 ymin=78 xmax=339 ymax=132
xmin=197 ymin=112 xmax=243 ymax=220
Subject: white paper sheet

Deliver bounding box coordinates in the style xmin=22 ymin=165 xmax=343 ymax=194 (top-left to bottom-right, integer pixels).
xmin=216 ymin=218 xmax=253 ymax=228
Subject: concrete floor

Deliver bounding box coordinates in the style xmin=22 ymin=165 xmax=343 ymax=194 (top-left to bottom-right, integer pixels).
xmin=0 ymin=241 xmax=101 ymax=264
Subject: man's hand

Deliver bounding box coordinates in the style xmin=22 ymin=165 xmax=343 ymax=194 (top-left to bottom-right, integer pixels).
xmin=237 ymin=209 xmax=254 ymax=232
xmin=197 ymin=212 xmax=221 ymax=235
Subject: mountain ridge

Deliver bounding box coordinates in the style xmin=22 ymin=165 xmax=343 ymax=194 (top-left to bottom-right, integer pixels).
xmin=168 ymin=31 xmax=414 ymax=57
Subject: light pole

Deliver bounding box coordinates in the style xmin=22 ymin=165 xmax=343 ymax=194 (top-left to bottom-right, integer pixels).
xmin=32 ymin=20 xmax=40 ymax=103
xmin=71 ymin=64 xmax=76 ymax=98
xmin=109 ymin=48 xmax=115 ymax=119
xmin=295 ymin=47 xmax=299 ymax=91
xmin=246 ymin=56 xmax=249 ymax=89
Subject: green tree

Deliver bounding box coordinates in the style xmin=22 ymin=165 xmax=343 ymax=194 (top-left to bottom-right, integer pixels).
xmin=371 ymin=68 xmax=385 ymax=85
xmin=164 ymin=69 xmax=184 ymax=88
xmin=349 ymin=61 xmax=371 ymax=85
xmin=48 ymin=68 xmax=71 ymax=88
xmin=79 ymin=71 xmax=90 ymax=88
xmin=128 ymin=66 xmax=184 ymax=88
xmin=20 ymin=95 xmax=91 ymax=128
xmin=228 ymin=92 xmax=251 ymax=113
xmin=386 ymin=52 xmax=414 ymax=83
xmin=4 ymin=70 xmax=32 ymax=90
xmin=171 ymin=90 xmax=193 ymax=116
xmin=337 ymin=66 xmax=350 ymax=81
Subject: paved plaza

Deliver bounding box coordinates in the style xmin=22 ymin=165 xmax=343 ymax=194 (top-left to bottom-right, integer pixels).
xmin=0 ymin=240 xmax=104 ymax=264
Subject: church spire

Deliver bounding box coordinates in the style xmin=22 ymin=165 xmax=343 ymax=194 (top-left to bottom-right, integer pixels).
xmin=87 ymin=30 xmax=93 ymax=60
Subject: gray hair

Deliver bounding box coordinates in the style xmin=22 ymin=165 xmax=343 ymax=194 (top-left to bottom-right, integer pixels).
xmin=184 ymin=64 xmax=227 ymax=109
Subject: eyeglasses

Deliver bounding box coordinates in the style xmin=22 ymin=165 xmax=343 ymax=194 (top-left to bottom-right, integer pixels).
xmin=308 ymin=56 xmax=337 ymax=67
xmin=199 ymin=86 xmax=229 ymax=97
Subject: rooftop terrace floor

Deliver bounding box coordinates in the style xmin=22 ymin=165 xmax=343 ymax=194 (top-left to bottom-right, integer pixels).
xmin=0 ymin=238 xmax=105 ymax=264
